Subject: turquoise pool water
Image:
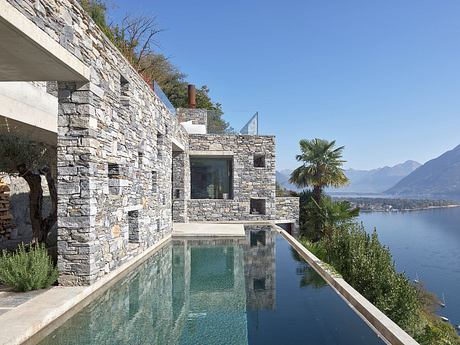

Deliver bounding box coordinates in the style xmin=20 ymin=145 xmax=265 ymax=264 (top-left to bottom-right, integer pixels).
xmin=36 ymin=227 xmax=385 ymax=345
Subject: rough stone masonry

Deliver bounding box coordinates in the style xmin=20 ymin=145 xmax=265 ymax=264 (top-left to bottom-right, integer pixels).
xmin=4 ymin=0 xmax=298 ymax=285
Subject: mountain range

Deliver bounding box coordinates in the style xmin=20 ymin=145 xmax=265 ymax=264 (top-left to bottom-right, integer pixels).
xmin=278 ymin=144 xmax=460 ymax=200
xmin=277 ymin=160 xmax=421 ymax=194
xmin=386 ymin=144 xmax=460 ymax=200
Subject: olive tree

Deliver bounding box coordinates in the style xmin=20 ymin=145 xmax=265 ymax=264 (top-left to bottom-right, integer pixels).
xmin=0 ymin=133 xmax=56 ymax=244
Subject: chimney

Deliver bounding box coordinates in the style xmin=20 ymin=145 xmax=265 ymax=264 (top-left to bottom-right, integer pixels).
xmin=188 ymin=84 xmax=196 ymax=108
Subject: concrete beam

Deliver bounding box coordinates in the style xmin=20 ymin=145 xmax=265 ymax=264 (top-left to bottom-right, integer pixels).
xmin=0 ymin=82 xmax=57 ymax=133
xmin=189 ymin=150 xmax=234 ymax=157
xmin=0 ymin=0 xmax=89 ymax=81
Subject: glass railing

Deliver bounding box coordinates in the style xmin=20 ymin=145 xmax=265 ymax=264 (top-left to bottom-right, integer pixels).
xmin=205 ymin=110 xmax=259 ymax=135
xmin=153 ymin=81 xmax=176 ymax=116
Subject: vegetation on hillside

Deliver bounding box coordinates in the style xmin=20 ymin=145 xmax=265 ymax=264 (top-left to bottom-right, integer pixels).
xmin=80 ymin=0 xmax=232 ymax=133
xmin=336 ymin=197 xmax=459 ymax=212
xmin=290 ymin=138 xmax=460 ymax=344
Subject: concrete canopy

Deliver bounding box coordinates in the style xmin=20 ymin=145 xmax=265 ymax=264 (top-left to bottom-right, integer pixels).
xmin=0 ymin=1 xmax=89 ymax=81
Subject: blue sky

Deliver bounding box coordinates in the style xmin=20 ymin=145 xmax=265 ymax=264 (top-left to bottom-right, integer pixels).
xmin=108 ymin=0 xmax=460 ymax=170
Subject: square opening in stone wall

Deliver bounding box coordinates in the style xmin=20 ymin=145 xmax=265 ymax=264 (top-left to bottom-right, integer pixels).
xmin=108 ymin=163 xmax=121 ymax=178
xmin=120 ymin=75 xmax=129 ymax=91
xmin=157 ymin=133 xmax=164 ymax=158
xmin=250 ymin=198 xmax=266 ymax=215
xmin=253 ymin=154 xmax=266 ymax=167
xmin=128 ymin=210 xmax=139 ymax=242
xmin=174 ymin=189 xmax=181 ymax=199
xmin=138 ymin=152 xmax=143 ymax=167
xmin=152 ymin=171 xmax=158 ymax=192
xmin=253 ymin=278 xmax=266 ymax=291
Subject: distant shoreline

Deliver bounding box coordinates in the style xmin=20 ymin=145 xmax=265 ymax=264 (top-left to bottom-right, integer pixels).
xmin=360 ymin=204 xmax=460 ymax=213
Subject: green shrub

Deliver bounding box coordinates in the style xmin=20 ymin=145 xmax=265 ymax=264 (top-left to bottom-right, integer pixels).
xmin=0 ymin=243 xmax=58 ymax=292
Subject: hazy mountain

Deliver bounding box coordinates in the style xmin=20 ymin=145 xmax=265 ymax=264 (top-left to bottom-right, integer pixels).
xmin=386 ymin=145 xmax=460 ymax=200
xmin=277 ymin=160 xmax=421 ymax=194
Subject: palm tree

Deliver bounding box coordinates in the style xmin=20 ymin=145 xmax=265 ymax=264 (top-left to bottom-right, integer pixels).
xmin=289 ymin=139 xmax=348 ymax=204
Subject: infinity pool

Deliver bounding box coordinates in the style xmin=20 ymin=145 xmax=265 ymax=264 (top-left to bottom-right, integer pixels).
xmin=35 ymin=226 xmax=385 ymax=345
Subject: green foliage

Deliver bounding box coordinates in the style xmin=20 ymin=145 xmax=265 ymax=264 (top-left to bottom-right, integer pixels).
xmin=0 ymin=244 xmax=58 ymax=292
xmin=298 ymin=190 xmax=359 ymax=240
xmin=416 ymin=316 xmax=460 ymax=345
xmin=80 ymin=0 xmax=114 ymax=41
xmin=289 ymin=139 xmax=349 ymax=201
xmin=0 ymin=132 xmax=53 ymax=174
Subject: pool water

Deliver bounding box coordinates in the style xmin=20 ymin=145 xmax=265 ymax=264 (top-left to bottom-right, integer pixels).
xmin=36 ymin=227 xmax=385 ymax=345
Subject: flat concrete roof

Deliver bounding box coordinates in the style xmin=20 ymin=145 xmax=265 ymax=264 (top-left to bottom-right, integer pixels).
xmin=0 ymin=1 xmax=89 ymax=81
xmin=173 ymin=223 xmax=245 ymax=237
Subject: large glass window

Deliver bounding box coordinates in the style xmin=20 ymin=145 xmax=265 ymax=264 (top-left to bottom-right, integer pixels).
xmin=191 ymin=157 xmax=233 ymax=199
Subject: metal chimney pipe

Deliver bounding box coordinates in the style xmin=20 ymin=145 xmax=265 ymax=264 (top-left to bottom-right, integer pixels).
xmin=188 ymin=84 xmax=196 ymax=108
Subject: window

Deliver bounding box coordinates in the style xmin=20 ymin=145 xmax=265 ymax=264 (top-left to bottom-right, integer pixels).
xmin=250 ymin=198 xmax=266 ymax=215
xmin=108 ymin=163 xmax=121 ymax=178
xmin=120 ymin=75 xmax=129 ymax=107
xmin=157 ymin=133 xmax=163 ymax=159
xmin=152 ymin=171 xmax=157 ymax=192
xmin=253 ymin=154 xmax=265 ymax=167
xmin=128 ymin=210 xmax=139 ymax=242
xmin=138 ymin=151 xmax=143 ymax=167
xmin=191 ymin=157 xmax=233 ymax=199
xmin=174 ymin=189 xmax=181 ymax=199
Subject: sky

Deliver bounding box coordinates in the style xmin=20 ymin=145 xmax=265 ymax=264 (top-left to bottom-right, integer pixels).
xmin=108 ymin=0 xmax=460 ymax=171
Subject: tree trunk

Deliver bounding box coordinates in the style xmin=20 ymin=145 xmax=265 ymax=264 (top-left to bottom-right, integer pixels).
xmin=40 ymin=166 xmax=57 ymax=243
xmin=17 ymin=164 xmax=43 ymax=244
xmin=312 ymin=185 xmax=322 ymax=204
xmin=312 ymin=185 xmax=323 ymax=241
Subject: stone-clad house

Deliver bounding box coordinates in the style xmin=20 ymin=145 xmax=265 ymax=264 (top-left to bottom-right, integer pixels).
xmin=0 ymin=0 xmax=298 ymax=285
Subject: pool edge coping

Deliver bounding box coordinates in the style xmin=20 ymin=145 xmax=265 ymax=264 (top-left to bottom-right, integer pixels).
xmin=0 ymin=234 xmax=172 ymax=345
xmin=273 ymin=224 xmax=420 ymax=345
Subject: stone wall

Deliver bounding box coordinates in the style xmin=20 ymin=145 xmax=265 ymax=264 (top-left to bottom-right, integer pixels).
xmin=187 ymin=134 xmax=276 ymax=222
xmin=0 ymin=174 xmax=54 ymax=249
xmin=172 ymin=150 xmax=190 ymax=223
xmin=4 ymin=0 xmax=299 ymax=285
xmin=177 ymin=108 xmax=207 ymax=126
xmin=275 ymin=197 xmax=300 ymax=235
xmin=6 ymin=0 xmax=188 ymax=285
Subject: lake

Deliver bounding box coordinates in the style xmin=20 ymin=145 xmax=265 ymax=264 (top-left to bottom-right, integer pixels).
xmin=360 ymin=207 xmax=460 ymax=331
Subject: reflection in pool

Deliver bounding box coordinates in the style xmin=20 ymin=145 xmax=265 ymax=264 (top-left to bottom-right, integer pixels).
xmin=36 ymin=226 xmax=385 ymax=345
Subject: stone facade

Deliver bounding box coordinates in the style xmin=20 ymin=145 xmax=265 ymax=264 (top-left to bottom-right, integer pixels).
xmin=275 ymin=197 xmax=300 ymax=234
xmin=187 ymin=134 xmax=276 ymax=222
xmin=177 ymin=108 xmax=207 ymax=126
xmin=5 ymin=0 xmax=187 ymax=285
xmin=3 ymin=0 xmax=298 ymax=286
